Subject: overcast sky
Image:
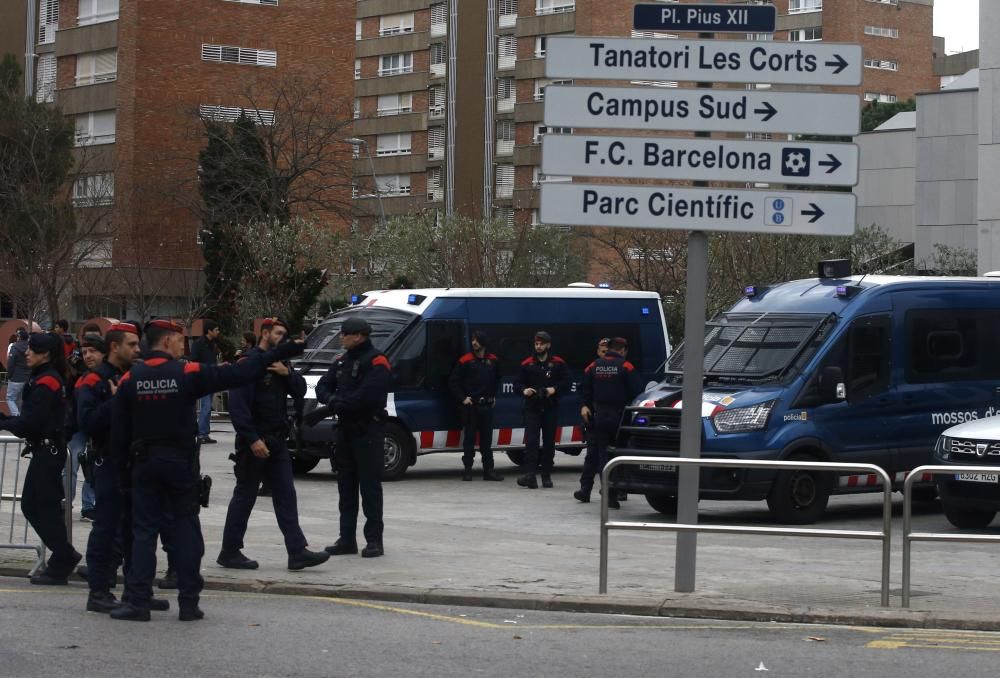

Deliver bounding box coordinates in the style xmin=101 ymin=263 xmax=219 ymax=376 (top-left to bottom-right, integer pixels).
xmin=935 ymin=0 xmax=979 ymax=53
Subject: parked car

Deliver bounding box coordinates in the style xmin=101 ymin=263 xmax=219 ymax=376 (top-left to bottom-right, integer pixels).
xmin=934 ymin=415 xmax=1000 ymax=528
xmin=610 ymin=261 xmax=1000 ymax=524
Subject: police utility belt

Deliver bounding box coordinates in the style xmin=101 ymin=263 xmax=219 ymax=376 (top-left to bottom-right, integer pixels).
xmin=130 ymin=438 xmax=198 ymax=461
xmin=21 ymin=439 xmax=65 ymax=458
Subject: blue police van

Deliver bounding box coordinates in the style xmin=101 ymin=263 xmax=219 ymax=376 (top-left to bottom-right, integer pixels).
xmin=291 ymin=287 xmax=671 ymax=478
xmin=612 ymin=262 xmax=1000 ymax=523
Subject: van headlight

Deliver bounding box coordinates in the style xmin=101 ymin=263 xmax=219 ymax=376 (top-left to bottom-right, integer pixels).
xmin=937 ymin=436 xmax=951 ymax=460
xmin=712 ymin=401 xmax=777 ymax=433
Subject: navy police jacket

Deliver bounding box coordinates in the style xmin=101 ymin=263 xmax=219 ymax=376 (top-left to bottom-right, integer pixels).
xmin=75 ymin=360 xmax=123 ymax=457
xmin=448 ymin=352 xmax=501 ymax=403
xmin=0 ymin=364 xmax=67 ymax=446
xmin=228 ymin=346 xmax=306 ymax=444
xmin=514 ymin=354 xmax=571 ymax=407
xmin=579 ymin=350 xmax=645 ymax=414
xmin=315 ymin=339 xmax=391 ymax=421
xmin=112 ymin=342 xmax=303 ymax=458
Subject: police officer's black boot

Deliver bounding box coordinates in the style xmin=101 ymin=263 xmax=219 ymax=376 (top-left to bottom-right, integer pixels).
xmin=361 ymin=541 xmax=384 ymax=558
xmin=158 ymin=567 xmax=177 ymax=590
xmin=110 ymin=603 xmax=151 ymax=622
xmin=179 ymin=606 xmax=205 ymax=622
xmin=216 ymin=549 xmax=260 ymax=570
xmin=288 ymin=548 xmax=330 ymax=571
xmin=324 ymin=538 xmax=359 ymax=556
xmin=541 ymin=474 xmax=554 ymax=489
xmin=516 ymin=474 xmax=538 ymax=489
xmin=462 ymin=466 xmax=473 ymax=481
xmin=482 ymin=458 xmax=503 ymax=481
xmin=86 ymin=590 xmax=120 ymax=614
xmin=574 ymin=488 xmax=591 ymax=503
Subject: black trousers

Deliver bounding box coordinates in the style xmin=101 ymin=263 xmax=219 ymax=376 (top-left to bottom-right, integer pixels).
xmin=125 ymin=451 xmax=204 ymax=612
xmin=222 ymin=437 xmax=307 ymax=555
xmin=461 ymin=405 xmax=495 ymax=470
xmin=578 ymin=411 xmax=619 ymax=493
xmin=335 ymin=421 xmax=384 ymax=545
xmin=86 ymin=457 xmax=127 ymax=593
xmin=22 ymin=447 xmax=75 ymax=574
xmin=522 ymin=406 xmax=558 ymax=476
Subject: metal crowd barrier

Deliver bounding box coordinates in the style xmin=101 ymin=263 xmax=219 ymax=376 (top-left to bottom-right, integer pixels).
xmin=902 ymin=464 xmax=1000 ymax=608
xmin=600 ymin=456 xmax=894 ymax=607
xmin=0 ymin=435 xmax=45 ymax=574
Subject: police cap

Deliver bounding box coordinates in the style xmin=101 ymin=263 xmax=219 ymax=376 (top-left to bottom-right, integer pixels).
xmin=341 ymin=316 xmax=371 ymax=336
xmin=28 ymin=332 xmax=61 ymax=356
xmin=534 ymin=331 xmax=552 ymax=343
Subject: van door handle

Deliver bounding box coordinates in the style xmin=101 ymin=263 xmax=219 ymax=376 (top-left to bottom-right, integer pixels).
xmin=902 ymin=396 xmax=914 ymax=405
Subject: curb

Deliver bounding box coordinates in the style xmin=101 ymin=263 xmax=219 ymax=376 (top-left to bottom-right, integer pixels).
xmin=3 ymin=565 xmax=998 ymax=631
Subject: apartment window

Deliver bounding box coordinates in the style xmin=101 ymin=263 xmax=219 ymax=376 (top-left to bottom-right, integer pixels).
xmin=431 ymin=3 xmax=447 ymax=37
xmin=75 ymin=49 xmax=117 ymax=86
xmin=38 ymin=0 xmax=58 ymax=44
xmin=788 ymin=28 xmax=822 ymax=42
xmin=533 ymin=79 xmax=571 ymax=102
xmin=532 ymin=167 xmax=570 ymax=185
xmin=201 ymin=44 xmax=277 ymax=67
xmin=430 ymin=43 xmax=447 ymax=77
xmin=35 ymin=54 xmax=56 ymax=103
xmin=533 ymin=124 xmax=571 ymax=143
xmin=495 ymin=207 xmax=514 ymax=228
xmin=73 ymin=173 xmax=114 ymax=207
xmin=864 ymin=92 xmax=897 ymax=103
xmin=378 ymin=53 xmax=413 ymax=76
xmin=536 ymin=0 xmax=574 ymax=15
xmin=376 ymin=175 xmax=411 ymax=196
xmin=429 ymin=86 xmax=445 ymax=118
xmin=495 ymin=165 xmax=514 ymax=199
xmin=788 ymin=0 xmax=821 ymax=13
xmin=631 ymin=79 xmax=679 ymax=88
xmin=78 ymin=0 xmax=119 ymax=25
xmin=353 ymin=98 xmax=360 ymax=119
xmin=379 ymin=13 xmax=414 ymax=36
xmin=200 ymin=104 xmax=275 ymax=126
xmin=498 ymin=35 xmax=516 ymax=70
xmin=534 ymin=36 xmax=547 ymax=58
xmin=864 ymin=58 xmax=898 ymax=71
xmin=428 ymin=127 xmax=445 ymax=159
xmin=866 ymin=0 xmax=898 ymax=5
xmin=377 ymin=92 xmax=413 ymax=116
xmin=376 ymin=132 xmax=412 ymax=156
xmin=356 ymin=20 xmax=362 ymax=40
xmin=631 ymin=29 xmax=677 ymax=39
xmin=75 ymin=110 xmax=116 ymax=145
xmin=427 ymin=167 xmax=443 ymax=202
xmin=864 ymin=25 xmax=899 ymax=38
xmin=497 ymin=78 xmax=515 ymax=112
xmin=499 ymin=0 xmax=517 ymax=28
xmin=225 ymin=0 xmax=279 ymax=5
xmin=496 ymin=120 xmax=514 ymax=156
xmin=355 ymin=59 xmax=361 ymax=79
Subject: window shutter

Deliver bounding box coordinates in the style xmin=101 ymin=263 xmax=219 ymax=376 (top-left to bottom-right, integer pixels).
xmin=36 ymin=54 xmax=56 ymax=102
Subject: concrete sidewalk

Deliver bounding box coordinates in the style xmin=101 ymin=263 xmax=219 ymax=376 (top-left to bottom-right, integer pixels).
xmin=3 ymin=422 xmax=1000 ymax=630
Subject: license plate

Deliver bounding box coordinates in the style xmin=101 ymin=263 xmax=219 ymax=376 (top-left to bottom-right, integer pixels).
xmin=956 ymin=472 xmax=1000 ymax=483
xmin=638 ymin=463 xmax=676 ymax=473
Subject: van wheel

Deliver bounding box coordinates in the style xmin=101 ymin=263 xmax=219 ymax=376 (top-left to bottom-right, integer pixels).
xmin=290 ymin=455 xmax=320 ymax=475
xmin=506 ymin=450 xmax=525 ymax=466
xmin=383 ymin=423 xmax=412 ymax=481
xmin=645 ymin=493 xmax=678 ymax=515
xmin=942 ymin=501 xmax=996 ymax=529
xmin=766 ymin=453 xmax=831 ymax=525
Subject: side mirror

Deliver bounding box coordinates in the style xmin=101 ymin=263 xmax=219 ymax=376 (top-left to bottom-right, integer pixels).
xmin=819 ymin=366 xmax=846 ymax=403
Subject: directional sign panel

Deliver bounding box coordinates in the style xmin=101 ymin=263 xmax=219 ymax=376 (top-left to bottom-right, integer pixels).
xmin=634 ymin=3 xmax=776 ymax=33
xmin=539 ymin=183 xmax=857 ymax=236
xmin=544 ymin=86 xmax=861 ymax=136
xmin=546 ymin=37 xmax=862 ymax=87
xmin=541 ymin=135 xmax=859 ymax=187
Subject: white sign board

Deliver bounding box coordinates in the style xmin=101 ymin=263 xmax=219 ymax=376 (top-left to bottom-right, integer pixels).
xmin=544 ymin=86 xmax=860 ymax=136
xmin=539 ymin=183 xmax=857 ymax=236
xmin=541 ymin=135 xmax=859 ymax=187
xmin=546 ymin=37 xmax=863 ymax=87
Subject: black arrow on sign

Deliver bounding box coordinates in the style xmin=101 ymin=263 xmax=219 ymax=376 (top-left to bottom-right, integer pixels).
xmin=802 ymin=203 xmax=825 ymax=224
xmin=825 ymin=54 xmax=849 ymax=75
xmin=754 ymin=101 xmax=777 ymax=122
xmin=817 ymin=154 xmax=842 ymax=174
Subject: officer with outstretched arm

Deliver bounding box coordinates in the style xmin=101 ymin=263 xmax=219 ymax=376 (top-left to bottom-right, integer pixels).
xmin=109 ymin=319 xmax=304 ymax=622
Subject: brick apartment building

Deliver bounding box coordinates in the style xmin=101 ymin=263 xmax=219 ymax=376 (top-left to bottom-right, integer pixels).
xmin=1 ymin=0 xmax=353 ymax=321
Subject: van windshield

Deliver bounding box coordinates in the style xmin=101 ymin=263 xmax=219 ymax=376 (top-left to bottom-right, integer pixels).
xmin=666 ymin=312 xmax=833 ymax=385
xmin=296 ymin=308 xmax=416 ymax=368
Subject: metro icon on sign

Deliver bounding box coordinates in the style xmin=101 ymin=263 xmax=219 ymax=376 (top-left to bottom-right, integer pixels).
xmin=765 ymin=198 xmax=790 ymax=226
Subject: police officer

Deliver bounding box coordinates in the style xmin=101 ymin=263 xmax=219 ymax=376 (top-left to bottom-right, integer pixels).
xmin=576 ymin=337 xmax=644 ymax=508
xmin=448 ymin=330 xmax=503 ymax=482
xmin=311 ymin=316 xmax=391 ymax=558
xmin=109 ymin=319 xmax=304 ymax=622
xmin=515 ymin=331 xmax=570 ymax=489
xmin=217 ymin=317 xmax=329 ymax=572
xmin=0 ymin=333 xmax=80 ymax=584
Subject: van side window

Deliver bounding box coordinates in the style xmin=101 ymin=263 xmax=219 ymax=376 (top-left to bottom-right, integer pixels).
xmin=848 ymin=315 xmax=891 ymax=401
xmin=904 ymin=309 xmax=1000 ymax=383
xmin=392 ymin=326 xmax=426 ymax=390
xmin=426 ymin=320 xmax=465 ymax=392
xmin=478 ymin=324 xmax=644 ymax=379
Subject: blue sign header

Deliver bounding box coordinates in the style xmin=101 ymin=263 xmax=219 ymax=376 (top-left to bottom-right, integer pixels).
xmin=633 ymin=3 xmax=777 ymax=33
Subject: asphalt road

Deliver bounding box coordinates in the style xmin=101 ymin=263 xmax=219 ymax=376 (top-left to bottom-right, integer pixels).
xmin=1 ymin=576 xmax=998 ymax=678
